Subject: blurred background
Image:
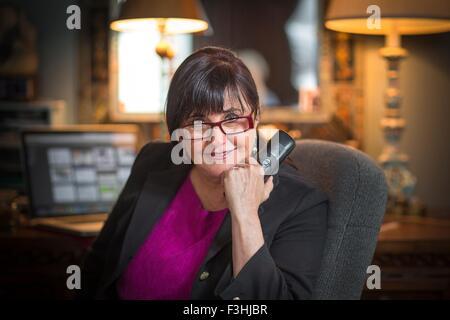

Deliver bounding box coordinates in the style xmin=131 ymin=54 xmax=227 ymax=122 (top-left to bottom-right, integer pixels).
xmin=0 ymin=0 xmax=449 ymax=299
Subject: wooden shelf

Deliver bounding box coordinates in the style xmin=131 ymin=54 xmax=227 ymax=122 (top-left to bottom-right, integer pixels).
xmin=260 ymin=107 xmax=330 ymax=124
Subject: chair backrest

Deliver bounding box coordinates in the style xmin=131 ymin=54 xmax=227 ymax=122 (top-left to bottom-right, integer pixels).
xmin=290 ymin=139 xmax=388 ymax=299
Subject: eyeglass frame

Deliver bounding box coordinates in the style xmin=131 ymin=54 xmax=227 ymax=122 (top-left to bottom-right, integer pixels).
xmin=180 ymin=114 xmax=255 ymax=140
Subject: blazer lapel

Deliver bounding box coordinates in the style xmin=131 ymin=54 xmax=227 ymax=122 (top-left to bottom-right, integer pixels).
xmin=107 ymin=162 xmax=193 ymax=287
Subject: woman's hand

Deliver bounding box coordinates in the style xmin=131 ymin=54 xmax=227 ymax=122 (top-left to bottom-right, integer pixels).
xmin=222 ymin=157 xmax=274 ymax=278
xmin=222 ymin=157 xmax=274 ymax=220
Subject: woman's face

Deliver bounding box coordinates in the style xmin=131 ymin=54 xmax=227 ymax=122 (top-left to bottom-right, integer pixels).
xmin=182 ymin=95 xmax=258 ymax=179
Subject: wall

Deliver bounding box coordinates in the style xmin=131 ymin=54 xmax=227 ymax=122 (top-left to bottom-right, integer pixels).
xmin=362 ymin=32 xmax=450 ymax=213
xmin=9 ymin=0 xmax=80 ymax=123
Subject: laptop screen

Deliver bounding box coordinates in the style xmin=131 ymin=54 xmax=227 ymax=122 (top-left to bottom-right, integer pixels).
xmin=22 ymin=129 xmax=138 ymax=217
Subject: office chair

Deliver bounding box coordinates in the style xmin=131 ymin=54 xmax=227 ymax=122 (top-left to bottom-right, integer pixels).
xmin=290 ymin=139 xmax=388 ymax=299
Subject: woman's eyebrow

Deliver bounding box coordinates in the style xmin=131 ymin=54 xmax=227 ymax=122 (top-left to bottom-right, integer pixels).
xmin=223 ymin=107 xmax=243 ymax=114
xmin=188 ymin=113 xmax=205 ymax=120
xmin=187 ymin=108 xmax=245 ymax=123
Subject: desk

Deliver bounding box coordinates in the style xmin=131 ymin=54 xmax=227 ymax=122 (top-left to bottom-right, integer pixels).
xmin=1 ymin=216 xmax=450 ymax=299
xmin=0 ymin=226 xmax=94 ymax=299
xmin=362 ymin=216 xmax=450 ymax=299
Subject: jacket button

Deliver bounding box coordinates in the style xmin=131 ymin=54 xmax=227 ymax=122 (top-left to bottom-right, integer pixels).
xmin=233 ymin=296 xmax=240 ymax=300
xmin=199 ymin=271 xmax=210 ymax=281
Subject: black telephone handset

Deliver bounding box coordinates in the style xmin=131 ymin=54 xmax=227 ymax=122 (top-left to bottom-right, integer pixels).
xmin=256 ymin=130 xmax=296 ymax=181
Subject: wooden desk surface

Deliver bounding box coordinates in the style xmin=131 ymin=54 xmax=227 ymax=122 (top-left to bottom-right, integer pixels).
xmin=376 ymin=215 xmax=450 ymax=256
xmin=380 ymin=215 xmax=450 ymax=242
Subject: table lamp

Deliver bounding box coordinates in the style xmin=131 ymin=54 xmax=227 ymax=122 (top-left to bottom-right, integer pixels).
xmin=325 ymin=0 xmax=450 ymax=214
xmin=110 ymin=0 xmax=209 ymax=139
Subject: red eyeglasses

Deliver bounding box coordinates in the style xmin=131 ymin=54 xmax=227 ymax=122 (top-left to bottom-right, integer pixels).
xmin=182 ymin=114 xmax=255 ymax=140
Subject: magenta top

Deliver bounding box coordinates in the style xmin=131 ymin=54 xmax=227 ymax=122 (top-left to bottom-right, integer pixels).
xmin=116 ymin=173 xmax=228 ymax=300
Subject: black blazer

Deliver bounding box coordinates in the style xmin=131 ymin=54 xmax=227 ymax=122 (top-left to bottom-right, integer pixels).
xmin=80 ymin=142 xmax=328 ymax=300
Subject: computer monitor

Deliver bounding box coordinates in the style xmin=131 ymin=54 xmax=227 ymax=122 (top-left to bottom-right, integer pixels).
xmin=21 ymin=125 xmax=139 ymax=218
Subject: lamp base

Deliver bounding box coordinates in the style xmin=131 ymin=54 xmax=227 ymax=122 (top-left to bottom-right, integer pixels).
xmin=381 ymin=159 xmax=424 ymax=216
xmin=378 ymin=35 xmax=424 ymax=216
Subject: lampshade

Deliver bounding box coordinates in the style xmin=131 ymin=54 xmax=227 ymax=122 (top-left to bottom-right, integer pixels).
xmin=325 ymin=0 xmax=450 ymax=35
xmin=110 ymin=0 xmax=209 ymax=34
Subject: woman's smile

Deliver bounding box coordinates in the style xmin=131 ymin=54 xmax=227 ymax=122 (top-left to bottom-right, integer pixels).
xmin=210 ymin=147 xmax=237 ymax=161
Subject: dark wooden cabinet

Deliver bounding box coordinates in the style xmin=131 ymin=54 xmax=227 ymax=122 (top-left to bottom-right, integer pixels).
xmin=362 ymin=216 xmax=450 ymax=299
xmin=0 ymin=226 xmax=94 ymax=299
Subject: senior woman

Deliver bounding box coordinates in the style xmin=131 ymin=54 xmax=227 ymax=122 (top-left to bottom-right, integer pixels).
xmin=80 ymin=46 xmax=328 ymax=300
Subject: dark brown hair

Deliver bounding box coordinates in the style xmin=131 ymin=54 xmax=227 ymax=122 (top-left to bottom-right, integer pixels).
xmin=165 ymin=46 xmax=260 ymax=134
